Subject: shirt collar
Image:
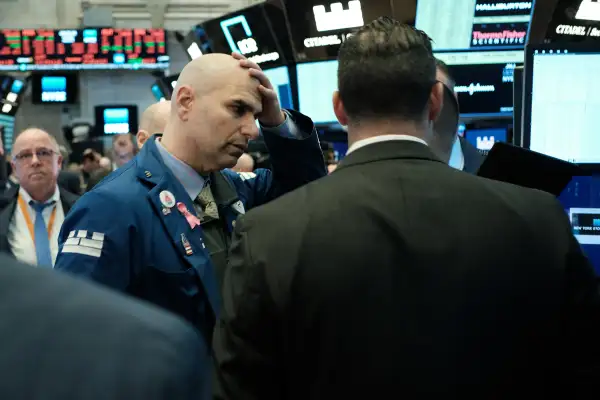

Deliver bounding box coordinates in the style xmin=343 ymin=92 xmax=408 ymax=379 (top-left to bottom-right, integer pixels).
xmin=347 ymin=135 xmax=428 ymax=155
xmin=155 ymin=138 xmax=205 ymax=201
xmin=19 ymin=185 xmax=60 ymax=205
xmin=448 ymin=136 xmax=465 ymax=171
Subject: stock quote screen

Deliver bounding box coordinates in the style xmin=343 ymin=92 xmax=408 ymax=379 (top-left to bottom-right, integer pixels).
xmin=417 ymin=0 xmax=533 ymax=116
xmin=0 ymin=28 xmax=169 ymax=71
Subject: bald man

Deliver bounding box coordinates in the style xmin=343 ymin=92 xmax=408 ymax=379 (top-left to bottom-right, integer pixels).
xmin=231 ymin=153 xmax=254 ymax=173
xmin=137 ymin=100 xmax=171 ymax=148
xmin=55 ymin=53 xmax=326 ymax=393
xmin=0 ymin=128 xmax=79 ymax=266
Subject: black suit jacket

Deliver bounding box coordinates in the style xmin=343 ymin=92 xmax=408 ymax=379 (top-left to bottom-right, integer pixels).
xmin=0 ymin=253 xmax=207 ymax=399
xmin=0 ymin=186 xmax=79 ymax=256
xmin=460 ymin=136 xmax=486 ymax=174
xmin=58 ymin=170 xmax=83 ymax=195
xmin=213 ymin=140 xmax=600 ymax=398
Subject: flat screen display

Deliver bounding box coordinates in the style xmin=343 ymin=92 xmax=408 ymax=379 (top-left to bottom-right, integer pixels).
xmin=0 ymin=114 xmax=15 ymax=154
xmin=464 ymin=127 xmax=508 ymax=150
xmin=31 ymin=73 xmax=78 ymax=104
xmin=559 ymin=175 xmax=600 ymax=276
xmin=95 ymin=105 xmax=138 ymax=136
xmin=263 ymin=66 xmax=293 ymax=109
xmin=296 ymin=60 xmax=338 ymax=125
xmin=200 ymin=1 xmax=292 ymax=68
xmin=526 ymin=46 xmax=600 ymax=164
xmin=544 ymin=0 xmax=600 ymax=43
xmin=447 ymin=62 xmax=518 ymax=117
xmin=0 ymin=28 xmax=169 ymax=71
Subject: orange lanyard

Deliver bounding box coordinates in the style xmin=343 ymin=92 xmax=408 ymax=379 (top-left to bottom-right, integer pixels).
xmin=17 ymin=195 xmax=57 ymax=243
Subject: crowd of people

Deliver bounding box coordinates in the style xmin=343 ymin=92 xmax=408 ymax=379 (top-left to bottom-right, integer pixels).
xmin=0 ymin=17 xmax=598 ymax=398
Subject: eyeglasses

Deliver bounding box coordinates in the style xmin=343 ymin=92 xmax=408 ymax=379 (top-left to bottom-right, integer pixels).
xmin=13 ymin=148 xmax=57 ymax=163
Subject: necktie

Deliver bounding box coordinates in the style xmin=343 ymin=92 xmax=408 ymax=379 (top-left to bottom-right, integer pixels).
xmin=29 ymin=200 xmax=55 ymax=267
xmin=196 ymin=184 xmax=219 ymax=221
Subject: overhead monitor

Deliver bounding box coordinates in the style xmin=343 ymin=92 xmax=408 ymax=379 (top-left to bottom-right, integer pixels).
xmin=296 ymin=60 xmax=339 ymax=126
xmin=283 ymin=0 xmax=394 ymax=61
xmin=151 ymin=83 xmax=166 ymax=102
xmin=31 ymin=73 xmax=78 ymax=104
xmin=0 ymin=28 xmax=169 ymax=71
xmin=542 ymin=0 xmax=600 ymax=43
xmin=524 ymin=44 xmax=600 ymax=164
xmin=200 ymin=1 xmax=293 ymax=69
xmin=263 ymin=66 xmax=294 ymax=109
xmin=94 ymin=105 xmax=138 ymax=136
xmin=559 ymin=174 xmax=600 ymax=276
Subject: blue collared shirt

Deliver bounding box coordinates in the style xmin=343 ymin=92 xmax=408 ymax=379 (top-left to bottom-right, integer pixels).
xmin=156 ymin=111 xmax=302 ymax=201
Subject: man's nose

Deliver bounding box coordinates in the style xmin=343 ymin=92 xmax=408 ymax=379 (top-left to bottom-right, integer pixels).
xmin=242 ymin=118 xmax=260 ymax=140
xmin=30 ymin=153 xmax=42 ymax=164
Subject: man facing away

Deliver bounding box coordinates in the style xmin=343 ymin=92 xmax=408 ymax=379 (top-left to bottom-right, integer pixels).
xmin=213 ymin=18 xmax=600 ymax=398
xmin=0 ymin=128 xmax=78 ymax=266
xmin=136 ymin=100 xmax=171 ymax=148
xmin=55 ymin=52 xmax=326 ymax=395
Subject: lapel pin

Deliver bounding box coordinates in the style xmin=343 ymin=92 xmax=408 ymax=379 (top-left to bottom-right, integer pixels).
xmin=159 ymin=190 xmax=176 ymax=209
xmin=162 ymin=207 xmax=171 ymax=215
xmin=177 ymin=202 xmax=201 ymax=229
xmin=181 ymin=233 xmax=193 ymax=256
xmin=232 ymin=200 xmax=245 ymax=215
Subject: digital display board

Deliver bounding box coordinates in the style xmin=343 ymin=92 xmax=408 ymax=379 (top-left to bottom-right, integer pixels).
xmin=464 ymin=127 xmax=508 ymax=150
xmin=94 ymin=105 xmax=139 ymax=136
xmin=543 ymin=0 xmax=600 ymax=43
xmin=0 ymin=28 xmax=169 ymax=71
xmin=297 ymin=60 xmax=338 ymax=125
xmin=0 ymin=114 xmax=15 ymax=154
xmin=283 ymin=0 xmax=394 ymax=61
xmin=263 ymin=66 xmax=293 ymax=109
xmin=445 ymin=62 xmax=518 ymax=117
xmin=200 ymin=1 xmax=293 ymax=68
xmin=31 ymin=73 xmax=78 ymax=104
xmin=525 ymin=45 xmax=600 ymax=164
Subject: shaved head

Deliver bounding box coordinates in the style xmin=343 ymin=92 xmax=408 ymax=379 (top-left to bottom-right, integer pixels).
xmin=137 ymin=100 xmax=171 ymax=148
xmin=161 ymin=53 xmax=263 ymax=172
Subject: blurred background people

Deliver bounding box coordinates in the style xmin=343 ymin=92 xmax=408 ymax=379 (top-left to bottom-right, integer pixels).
xmin=0 ymin=128 xmax=78 ymax=267
xmin=111 ymin=133 xmax=137 ymax=169
xmin=231 ymin=153 xmax=254 ymax=173
xmin=136 ymin=101 xmax=171 ymax=148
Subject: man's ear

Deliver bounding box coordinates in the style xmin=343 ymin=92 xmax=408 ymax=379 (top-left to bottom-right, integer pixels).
xmin=175 ymin=85 xmax=194 ymax=122
xmin=136 ymin=130 xmax=150 ymax=148
xmin=333 ymin=91 xmax=349 ymax=126
xmin=428 ymin=82 xmax=444 ymax=123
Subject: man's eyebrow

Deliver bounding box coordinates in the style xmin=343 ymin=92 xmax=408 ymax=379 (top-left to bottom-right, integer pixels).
xmin=231 ymin=98 xmax=262 ymax=114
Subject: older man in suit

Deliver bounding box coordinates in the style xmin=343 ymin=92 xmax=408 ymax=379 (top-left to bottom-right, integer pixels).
xmin=0 ymin=253 xmax=205 ymax=399
xmin=0 ymin=128 xmax=78 ymax=266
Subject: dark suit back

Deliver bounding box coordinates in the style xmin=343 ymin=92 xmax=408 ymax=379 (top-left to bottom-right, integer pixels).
xmin=214 ymin=140 xmax=600 ymax=398
xmin=0 ymin=186 xmax=79 ymax=256
xmin=0 ymin=254 xmax=207 ymax=399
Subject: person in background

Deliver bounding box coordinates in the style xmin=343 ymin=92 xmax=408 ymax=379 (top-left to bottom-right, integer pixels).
xmin=57 ymin=145 xmax=83 ymax=195
xmin=55 ymin=52 xmax=326 ymax=398
xmin=111 ymin=133 xmax=137 ymax=169
xmin=136 ymin=101 xmax=171 ymax=149
xmin=429 ymin=59 xmax=485 ymax=174
xmin=0 ymin=253 xmax=205 ymax=400
xmin=80 ymin=148 xmax=101 ymax=186
xmin=0 ymin=128 xmax=78 ymax=266
xmin=231 ymin=153 xmax=254 ymax=173
xmin=213 ymin=18 xmax=600 ymax=398
xmin=99 ymin=156 xmax=111 ymax=170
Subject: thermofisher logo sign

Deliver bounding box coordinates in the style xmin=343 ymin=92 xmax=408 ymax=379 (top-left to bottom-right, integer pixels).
xmin=313 ymin=1 xmax=364 ymax=32
xmin=220 ymin=15 xmax=279 ymax=64
xmin=575 ymin=0 xmax=600 ymax=22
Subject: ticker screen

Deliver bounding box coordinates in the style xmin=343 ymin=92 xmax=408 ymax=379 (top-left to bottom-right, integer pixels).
xmin=545 ymin=0 xmax=600 ymax=43
xmin=0 ymin=28 xmax=169 ymax=71
xmin=200 ymin=1 xmax=292 ymax=68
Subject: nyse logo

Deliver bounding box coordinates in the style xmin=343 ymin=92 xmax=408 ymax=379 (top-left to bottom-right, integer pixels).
xmin=220 ymin=15 xmax=257 ymax=55
xmin=575 ymin=0 xmax=600 ymax=22
xmin=313 ymin=1 xmax=364 ymax=32
xmin=477 ymin=136 xmax=495 ymax=151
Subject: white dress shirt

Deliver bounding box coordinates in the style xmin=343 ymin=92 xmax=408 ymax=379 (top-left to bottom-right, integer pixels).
xmin=346 ymin=134 xmax=428 ymax=155
xmin=8 ymin=186 xmax=64 ymax=267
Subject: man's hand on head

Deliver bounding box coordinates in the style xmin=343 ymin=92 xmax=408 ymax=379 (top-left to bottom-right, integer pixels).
xmin=232 ymin=52 xmax=286 ymax=127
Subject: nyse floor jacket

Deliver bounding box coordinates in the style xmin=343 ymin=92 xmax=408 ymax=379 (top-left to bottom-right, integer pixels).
xmin=54 ymin=110 xmax=326 ymax=357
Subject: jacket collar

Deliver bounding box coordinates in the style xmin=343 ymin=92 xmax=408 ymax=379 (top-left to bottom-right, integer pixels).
xmin=336 ymin=139 xmax=445 ymax=172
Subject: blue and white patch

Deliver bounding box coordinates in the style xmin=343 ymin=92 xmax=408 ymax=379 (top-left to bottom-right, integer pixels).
xmin=231 ymin=200 xmax=245 ymax=215
xmin=62 ymin=230 xmax=105 ymax=258
xmin=238 ymin=172 xmax=256 ymax=181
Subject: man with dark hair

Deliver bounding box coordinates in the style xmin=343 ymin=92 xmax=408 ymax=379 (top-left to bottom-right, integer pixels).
xmin=430 ymin=58 xmax=486 ymax=173
xmin=213 ymin=17 xmax=600 ymax=398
